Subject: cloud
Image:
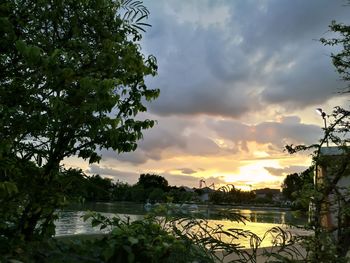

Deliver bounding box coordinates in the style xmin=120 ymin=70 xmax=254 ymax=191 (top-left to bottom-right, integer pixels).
xmin=106 ymin=1 xmax=347 ymax=166
xmin=162 ymin=173 xmax=226 ymax=188
xmin=63 ymin=1 xmax=347 ymax=190
xmin=86 ymin=164 xmax=224 ymax=188
xmin=142 ymin=0 xmax=349 ymax=118
xmin=86 ymin=164 xmax=140 ymax=184
xmin=99 ymin=116 xmax=223 ymax=164
xmin=99 ymin=149 xmax=148 ymax=165
xmin=185 ymin=133 xmax=222 ymax=155
xmin=264 ymin=166 xmax=309 ymax=177
xmin=208 ymin=116 xmax=322 ymax=150
xmin=100 ymin=113 xmax=322 ymax=166
xmin=176 ymin=168 xmax=198 ymax=175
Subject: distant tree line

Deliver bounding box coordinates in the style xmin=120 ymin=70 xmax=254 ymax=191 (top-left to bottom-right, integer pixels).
xmin=209 ymin=185 xmax=256 ymax=204
xmin=63 ymin=170 xmax=281 ymax=205
xmin=63 ymin=170 xmax=198 ymax=203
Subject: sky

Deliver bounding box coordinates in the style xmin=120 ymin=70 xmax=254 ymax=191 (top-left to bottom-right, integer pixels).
xmin=65 ymin=0 xmax=350 ymax=190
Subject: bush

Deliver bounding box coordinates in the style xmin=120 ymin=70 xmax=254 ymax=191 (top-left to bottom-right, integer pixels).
xmin=1 ymin=211 xmax=213 ymax=263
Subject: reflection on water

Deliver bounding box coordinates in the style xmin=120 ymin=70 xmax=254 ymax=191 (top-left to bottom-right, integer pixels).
xmin=56 ymin=210 xmax=143 ymax=236
xmin=55 ymin=202 xmax=309 ymax=248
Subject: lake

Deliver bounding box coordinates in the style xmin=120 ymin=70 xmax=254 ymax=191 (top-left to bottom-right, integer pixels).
xmin=55 ymin=202 xmax=310 ymax=248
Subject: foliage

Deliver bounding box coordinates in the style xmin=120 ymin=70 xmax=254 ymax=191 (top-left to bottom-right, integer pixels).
xmin=209 ymin=185 xmax=256 ymax=204
xmin=281 ymin=167 xmax=314 ymax=210
xmin=282 ymin=15 xmax=350 ymax=261
xmin=2 ymin=2 xmax=350 ymax=263
xmin=86 ymin=175 xmax=113 ymax=201
xmin=148 ymin=188 xmax=165 ymax=202
xmin=320 ymin=20 xmax=350 ymax=93
xmin=0 ymin=0 xmax=158 ymax=245
xmin=26 ymin=171 xmax=198 ymax=204
xmin=112 ymin=181 xmax=132 ymax=201
xmin=1 ymin=211 xmax=215 ymax=263
xmin=89 ymin=214 xmax=211 ymax=263
xmin=286 ymin=108 xmax=350 ymax=261
xmin=73 ymin=207 xmax=304 ymax=263
xmin=137 ymin=173 xmax=169 ymax=191
xmin=166 ymin=186 xmax=196 ymax=203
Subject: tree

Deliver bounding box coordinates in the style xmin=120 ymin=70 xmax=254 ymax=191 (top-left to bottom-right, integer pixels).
xmin=284 ymin=17 xmax=350 ymax=257
xmin=86 ymin=174 xmax=113 ymax=201
xmin=167 ymin=187 xmax=196 ymax=203
xmin=281 ymin=167 xmax=314 ymax=209
xmin=282 ymin=173 xmax=300 ymax=201
xmin=148 ymin=188 xmax=164 ymax=202
xmin=320 ymin=20 xmax=350 ymax=93
xmin=209 ymin=185 xmax=256 ymax=204
xmin=130 ymin=184 xmax=146 ymax=202
xmin=112 ymin=181 xmax=131 ymax=201
xmin=137 ymin=173 xmax=169 ymax=191
xmin=0 ymin=0 xmax=158 ymax=241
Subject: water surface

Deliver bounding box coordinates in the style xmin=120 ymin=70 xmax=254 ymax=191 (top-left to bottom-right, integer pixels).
xmin=55 ymin=202 xmax=309 ymax=248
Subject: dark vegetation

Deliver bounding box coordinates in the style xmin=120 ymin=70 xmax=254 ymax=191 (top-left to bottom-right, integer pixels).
xmin=283 ymin=16 xmax=350 ymax=261
xmin=281 ymin=167 xmax=314 ymax=211
xmin=1 ymin=0 xmax=350 ymax=262
xmin=56 ymin=170 xmax=268 ymax=205
xmin=60 ymin=171 xmax=198 ymax=203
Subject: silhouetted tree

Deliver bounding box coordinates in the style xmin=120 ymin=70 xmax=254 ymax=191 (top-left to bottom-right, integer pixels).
xmin=137 ymin=174 xmax=169 ymax=191
xmin=281 ymin=167 xmax=314 ymax=208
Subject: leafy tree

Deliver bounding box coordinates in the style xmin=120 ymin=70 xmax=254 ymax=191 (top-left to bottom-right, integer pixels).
xmin=286 ymin=112 xmax=350 ymax=260
xmin=86 ymin=174 xmax=113 ymax=201
xmin=112 ymin=181 xmax=131 ymax=201
xmin=130 ymin=184 xmax=146 ymax=202
xmin=0 ymin=0 xmax=158 ymax=241
xmin=209 ymin=185 xmax=256 ymax=204
xmin=58 ymin=168 xmax=90 ymax=201
xmin=148 ymin=188 xmax=164 ymax=202
xmin=285 ymin=18 xmax=350 ymax=258
xmin=209 ymin=189 xmax=226 ymax=204
xmin=281 ymin=167 xmax=314 ymax=209
xmin=282 ymin=173 xmax=301 ymax=201
xmin=167 ymin=187 xmax=196 ymax=203
xmin=320 ymin=20 xmax=350 ymax=93
xmin=137 ymin=173 xmax=169 ymax=191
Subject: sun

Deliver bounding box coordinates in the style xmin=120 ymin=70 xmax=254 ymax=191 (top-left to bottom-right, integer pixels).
xmin=224 ymin=160 xmax=282 ymax=189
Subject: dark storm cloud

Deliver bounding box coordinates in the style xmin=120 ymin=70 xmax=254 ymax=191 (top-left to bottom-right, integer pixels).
xmin=142 ymin=0 xmax=349 ymax=117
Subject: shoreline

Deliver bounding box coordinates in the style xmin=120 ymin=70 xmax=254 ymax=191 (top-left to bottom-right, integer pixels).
xmin=74 ymin=200 xmax=292 ymax=210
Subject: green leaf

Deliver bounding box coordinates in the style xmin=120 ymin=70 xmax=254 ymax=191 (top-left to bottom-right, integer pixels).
xmin=91 ymin=219 xmax=101 ymax=228
xmin=103 ymin=246 xmax=115 ymax=260
xmin=128 ymin=236 xmax=138 ymax=245
xmin=83 ymin=212 xmax=94 ymax=222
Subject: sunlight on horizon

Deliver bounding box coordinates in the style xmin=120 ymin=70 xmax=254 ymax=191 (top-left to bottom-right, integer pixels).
xmin=222 ymin=160 xmax=282 ymax=188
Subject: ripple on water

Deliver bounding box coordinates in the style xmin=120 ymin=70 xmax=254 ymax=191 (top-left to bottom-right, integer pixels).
xmin=55 ymin=210 xmax=311 ymax=248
